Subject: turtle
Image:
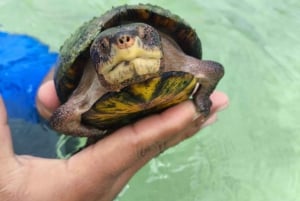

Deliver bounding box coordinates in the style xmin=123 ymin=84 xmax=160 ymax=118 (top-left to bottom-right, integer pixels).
xmin=49 ymin=4 xmax=224 ymax=138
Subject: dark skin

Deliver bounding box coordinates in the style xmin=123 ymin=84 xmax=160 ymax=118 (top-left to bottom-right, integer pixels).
xmin=0 ymin=77 xmax=228 ymax=201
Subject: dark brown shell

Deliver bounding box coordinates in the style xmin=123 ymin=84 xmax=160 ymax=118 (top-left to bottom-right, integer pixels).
xmin=54 ymin=4 xmax=202 ymax=103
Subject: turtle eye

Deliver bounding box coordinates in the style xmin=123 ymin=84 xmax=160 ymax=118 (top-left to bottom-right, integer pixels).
xmin=139 ymin=25 xmax=160 ymax=46
xmin=142 ymin=32 xmax=149 ymax=40
xmin=99 ymin=38 xmax=110 ymax=52
xmin=141 ymin=30 xmax=151 ymax=42
xmin=138 ymin=26 xmax=149 ymax=42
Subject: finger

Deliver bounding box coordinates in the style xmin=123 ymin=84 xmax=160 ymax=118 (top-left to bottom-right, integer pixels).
xmin=112 ymin=92 xmax=227 ymax=189
xmin=120 ymin=100 xmax=197 ymax=161
xmin=110 ymin=110 xmax=219 ymax=195
xmin=121 ymin=91 xmax=228 ymax=173
xmin=170 ymin=90 xmax=228 ymax=143
xmin=0 ymin=96 xmax=14 ymax=159
xmin=69 ymin=91 xmax=228 ymax=185
xmin=70 ymin=100 xmax=197 ymax=179
xmin=127 ymin=111 xmax=217 ymax=173
xmin=180 ymin=90 xmax=229 ymax=141
xmin=210 ymin=91 xmax=229 ymax=112
xmin=36 ymin=80 xmax=60 ymax=119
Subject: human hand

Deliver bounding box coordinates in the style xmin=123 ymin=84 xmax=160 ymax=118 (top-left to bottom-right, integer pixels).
xmin=0 ymin=80 xmax=228 ymax=201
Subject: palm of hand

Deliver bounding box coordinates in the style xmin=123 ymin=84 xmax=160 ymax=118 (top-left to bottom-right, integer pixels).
xmin=0 ymin=82 xmax=228 ymax=201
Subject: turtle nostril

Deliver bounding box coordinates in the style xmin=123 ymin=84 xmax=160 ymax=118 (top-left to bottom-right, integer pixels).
xmin=117 ymin=35 xmax=134 ymax=48
xmin=119 ymin=38 xmax=124 ymax=44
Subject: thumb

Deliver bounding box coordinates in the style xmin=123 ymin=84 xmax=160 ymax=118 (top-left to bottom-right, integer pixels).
xmin=36 ymin=80 xmax=60 ymax=120
xmin=0 ymin=96 xmax=14 ymax=159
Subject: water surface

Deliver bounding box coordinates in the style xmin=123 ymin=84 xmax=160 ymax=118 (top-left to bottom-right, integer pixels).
xmin=1 ymin=0 xmax=299 ymax=200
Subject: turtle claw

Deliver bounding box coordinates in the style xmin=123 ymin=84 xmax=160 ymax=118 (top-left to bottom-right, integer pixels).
xmin=193 ymin=90 xmax=212 ymax=117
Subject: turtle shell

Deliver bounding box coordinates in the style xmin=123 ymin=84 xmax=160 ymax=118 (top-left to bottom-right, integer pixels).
xmin=55 ymin=4 xmax=202 ymax=103
xmin=82 ymin=71 xmax=197 ymax=130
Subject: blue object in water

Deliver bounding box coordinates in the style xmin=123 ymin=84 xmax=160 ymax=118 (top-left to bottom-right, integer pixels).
xmin=0 ymin=32 xmax=58 ymax=122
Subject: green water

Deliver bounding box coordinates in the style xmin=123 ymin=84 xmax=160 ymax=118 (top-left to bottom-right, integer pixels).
xmin=1 ymin=0 xmax=300 ymax=200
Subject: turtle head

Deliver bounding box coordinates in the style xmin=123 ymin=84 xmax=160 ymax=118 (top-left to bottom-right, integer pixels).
xmin=90 ymin=23 xmax=163 ymax=91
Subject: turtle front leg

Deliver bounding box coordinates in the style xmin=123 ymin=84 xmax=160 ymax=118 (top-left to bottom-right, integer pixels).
xmin=164 ymin=53 xmax=224 ymax=116
xmin=186 ymin=59 xmax=224 ymax=116
xmin=161 ymin=37 xmax=224 ymax=117
xmin=49 ymin=59 xmax=109 ymax=137
xmin=49 ymin=101 xmax=106 ymax=137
